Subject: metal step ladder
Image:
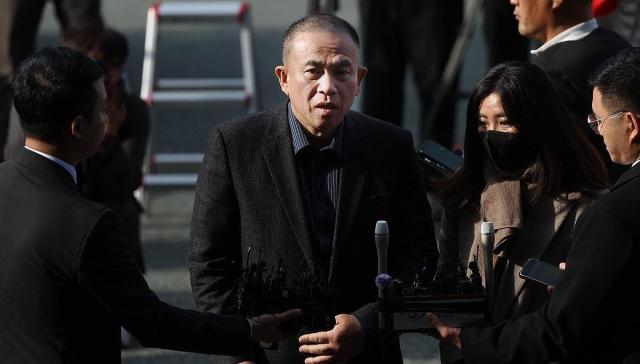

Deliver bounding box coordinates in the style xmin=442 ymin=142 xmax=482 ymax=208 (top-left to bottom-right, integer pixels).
xmin=139 ymin=1 xmax=257 ymax=192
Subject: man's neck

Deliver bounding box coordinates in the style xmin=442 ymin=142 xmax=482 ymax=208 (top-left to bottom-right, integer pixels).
xmin=24 ymin=138 xmax=78 ymax=166
xmin=542 ymin=17 xmax=590 ymax=43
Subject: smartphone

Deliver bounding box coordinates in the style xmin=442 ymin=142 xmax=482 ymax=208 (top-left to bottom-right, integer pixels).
xmin=519 ymin=258 xmax=565 ymax=287
xmin=418 ymin=139 xmax=463 ymax=174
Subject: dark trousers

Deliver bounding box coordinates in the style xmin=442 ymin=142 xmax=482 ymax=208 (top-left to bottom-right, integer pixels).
xmin=10 ymin=0 xmax=101 ymax=69
xmin=359 ymin=0 xmax=463 ymax=148
xmin=1 ymin=0 xmax=101 ymax=160
xmin=483 ymin=0 xmax=530 ymax=66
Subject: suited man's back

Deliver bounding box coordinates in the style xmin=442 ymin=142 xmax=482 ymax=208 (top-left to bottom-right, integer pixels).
xmin=0 ymin=151 xmax=121 ymax=363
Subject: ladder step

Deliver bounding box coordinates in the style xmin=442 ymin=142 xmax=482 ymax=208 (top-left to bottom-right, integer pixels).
xmin=156 ymin=78 xmax=244 ymax=90
xmin=157 ymin=1 xmax=247 ymax=22
xmin=144 ymin=173 xmax=198 ymax=187
xmin=151 ymin=90 xmax=246 ymax=103
xmin=153 ymin=153 xmax=204 ymax=164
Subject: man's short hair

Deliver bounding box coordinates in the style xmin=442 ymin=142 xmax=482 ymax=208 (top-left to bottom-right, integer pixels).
xmin=282 ymin=13 xmax=359 ymax=62
xmin=591 ymin=47 xmax=640 ymax=113
xmin=12 ymin=47 xmax=104 ymax=144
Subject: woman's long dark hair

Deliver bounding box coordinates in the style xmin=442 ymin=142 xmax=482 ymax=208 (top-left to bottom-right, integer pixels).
xmin=440 ymin=61 xmax=609 ymax=211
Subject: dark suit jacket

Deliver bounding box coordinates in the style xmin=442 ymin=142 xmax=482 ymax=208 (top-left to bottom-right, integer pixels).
xmin=189 ymin=105 xmax=437 ymax=363
xmin=532 ymin=27 xmax=630 ymax=181
xmin=0 ymin=149 xmax=251 ymax=364
xmin=460 ymin=163 xmax=640 ymax=363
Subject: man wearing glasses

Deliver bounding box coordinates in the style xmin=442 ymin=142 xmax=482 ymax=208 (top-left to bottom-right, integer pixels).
xmin=428 ymin=47 xmax=640 ymax=363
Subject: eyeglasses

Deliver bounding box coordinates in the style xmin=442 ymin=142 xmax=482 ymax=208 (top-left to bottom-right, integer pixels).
xmin=587 ymin=110 xmax=626 ymax=134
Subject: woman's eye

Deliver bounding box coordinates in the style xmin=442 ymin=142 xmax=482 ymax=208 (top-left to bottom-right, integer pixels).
xmin=499 ymin=120 xmax=514 ymax=129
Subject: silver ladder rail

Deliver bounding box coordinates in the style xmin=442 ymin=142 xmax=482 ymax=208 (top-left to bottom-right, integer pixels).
xmin=139 ymin=1 xmax=257 ymax=198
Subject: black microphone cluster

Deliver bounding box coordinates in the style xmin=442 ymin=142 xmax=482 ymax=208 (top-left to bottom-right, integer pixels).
xmin=234 ymin=246 xmax=336 ymax=334
xmin=375 ymin=220 xmax=489 ymax=336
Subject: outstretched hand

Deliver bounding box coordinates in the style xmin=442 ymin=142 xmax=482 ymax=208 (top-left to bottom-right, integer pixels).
xmin=298 ymin=314 xmax=364 ymax=364
xmin=426 ymin=313 xmax=462 ymax=349
xmin=249 ymin=308 xmax=303 ymax=343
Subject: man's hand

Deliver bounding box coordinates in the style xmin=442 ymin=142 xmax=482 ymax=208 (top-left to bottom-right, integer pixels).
xmin=426 ymin=313 xmax=462 ymax=349
xmin=248 ymin=308 xmax=303 ymax=343
xmin=298 ymin=314 xmax=364 ymax=364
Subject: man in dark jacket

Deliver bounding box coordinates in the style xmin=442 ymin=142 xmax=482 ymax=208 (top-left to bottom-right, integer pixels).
xmin=511 ymin=0 xmax=630 ymax=181
xmin=0 ymin=46 xmax=299 ymax=364
xmin=189 ymin=13 xmax=438 ymax=364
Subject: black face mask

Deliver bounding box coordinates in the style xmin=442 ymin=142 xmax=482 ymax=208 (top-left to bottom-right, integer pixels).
xmin=481 ymin=131 xmax=537 ymax=176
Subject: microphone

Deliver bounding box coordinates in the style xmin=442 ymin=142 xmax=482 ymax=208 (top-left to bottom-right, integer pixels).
xmin=375 ymin=220 xmax=389 ymax=275
xmin=481 ymin=221 xmax=495 ymax=321
xmin=374 ymin=220 xmax=392 ymax=335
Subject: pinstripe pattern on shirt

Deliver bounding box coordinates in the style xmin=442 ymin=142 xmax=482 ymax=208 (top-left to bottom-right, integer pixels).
xmin=287 ymin=103 xmax=343 ymax=267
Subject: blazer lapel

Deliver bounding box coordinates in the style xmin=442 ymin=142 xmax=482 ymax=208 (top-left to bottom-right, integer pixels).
xmin=329 ymin=114 xmax=369 ymax=284
xmin=262 ymin=107 xmax=318 ymax=273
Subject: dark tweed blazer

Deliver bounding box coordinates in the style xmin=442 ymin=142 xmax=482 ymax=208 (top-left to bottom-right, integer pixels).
xmin=189 ymin=104 xmax=438 ymax=363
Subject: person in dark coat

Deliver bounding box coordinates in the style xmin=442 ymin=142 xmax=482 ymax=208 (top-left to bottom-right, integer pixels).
xmin=0 ymin=46 xmax=299 ymax=364
xmin=189 ymin=13 xmax=438 ymax=364
xmin=511 ymin=0 xmax=631 ymax=182
xmin=429 ymin=47 xmax=640 ymax=364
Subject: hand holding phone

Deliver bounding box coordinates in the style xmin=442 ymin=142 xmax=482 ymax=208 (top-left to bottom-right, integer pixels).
xmin=519 ymin=258 xmax=565 ymax=287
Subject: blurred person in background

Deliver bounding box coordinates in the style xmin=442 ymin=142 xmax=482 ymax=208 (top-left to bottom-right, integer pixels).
xmin=358 ymin=0 xmax=463 ymax=148
xmin=484 ymin=0 xmax=530 ymax=67
xmin=1 ymin=0 xmax=104 ymax=161
xmin=79 ymin=28 xmax=150 ymax=274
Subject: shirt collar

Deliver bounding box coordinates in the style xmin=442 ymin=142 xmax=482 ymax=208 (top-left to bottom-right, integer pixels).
xmin=633 ymin=160 xmax=639 ymax=167
xmin=287 ymin=102 xmax=344 ymax=157
xmin=24 ymin=146 xmax=78 ymax=183
xmin=530 ymin=19 xmax=598 ymax=56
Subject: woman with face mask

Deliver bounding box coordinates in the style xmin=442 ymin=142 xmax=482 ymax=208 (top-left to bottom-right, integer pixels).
xmin=436 ymin=61 xmax=609 ymax=362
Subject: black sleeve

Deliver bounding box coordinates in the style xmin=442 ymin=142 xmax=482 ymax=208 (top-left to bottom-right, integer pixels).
xmin=78 ymin=210 xmax=251 ymax=355
xmin=460 ymin=209 xmax=634 ymax=363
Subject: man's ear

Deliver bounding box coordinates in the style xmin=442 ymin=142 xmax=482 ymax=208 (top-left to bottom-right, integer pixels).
xmin=70 ymin=115 xmax=86 ymax=139
xmin=627 ymin=112 xmax=640 ymax=144
xmin=274 ymin=65 xmax=289 ymax=96
xmin=355 ymin=66 xmax=368 ymax=96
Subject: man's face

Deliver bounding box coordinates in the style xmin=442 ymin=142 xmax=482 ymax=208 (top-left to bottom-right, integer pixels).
xmin=592 ymin=87 xmax=635 ymax=165
xmin=275 ymin=31 xmax=367 ymax=140
xmin=510 ymin=0 xmax=554 ymax=42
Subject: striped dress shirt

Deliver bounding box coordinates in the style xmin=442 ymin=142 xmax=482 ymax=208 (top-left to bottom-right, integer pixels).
xmin=287 ymin=103 xmax=343 ymax=268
